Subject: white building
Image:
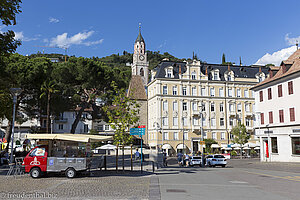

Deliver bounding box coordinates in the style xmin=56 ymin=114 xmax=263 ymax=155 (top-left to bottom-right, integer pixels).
xmin=252 ymin=49 xmax=300 ymax=162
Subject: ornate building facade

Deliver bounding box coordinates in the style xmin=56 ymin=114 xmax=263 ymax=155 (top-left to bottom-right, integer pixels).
xmin=147 ymin=59 xmax=269 ymax=155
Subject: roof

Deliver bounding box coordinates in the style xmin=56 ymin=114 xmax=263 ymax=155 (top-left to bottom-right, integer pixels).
xmin=25 ymin=133 xmax=113 ymax=143
xmin=154 ymin=61 xmax=269 ymax=80
xmin=135 ymin=29 xmax=145 ymax=43
xmin=252 ymin=49 xmax=300 ymax=90
xmin=127 ymin=75 xmax=147 ymax=100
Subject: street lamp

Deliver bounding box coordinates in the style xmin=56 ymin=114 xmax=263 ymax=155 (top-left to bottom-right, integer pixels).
xmin=9 ymin=88 xmax=22 ymax=164
xmin=198 ymin=103 xmax=205 ymax=167
xmin=50 ymin=115 xmax=55 ymax=134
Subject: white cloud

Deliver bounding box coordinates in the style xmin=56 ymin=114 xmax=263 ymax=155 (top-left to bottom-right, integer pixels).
xmin=255 ymin=45 xmax=297 ymax=66
xmin=49 ymin=31 xmax=103 ymax=48
xmin=285 ymin=33 xmax=300 ymax=45
xmin=14 ymin=31 xmax=38 ymax=42
xmin=49 ymin=17 xmax=59 ymax=23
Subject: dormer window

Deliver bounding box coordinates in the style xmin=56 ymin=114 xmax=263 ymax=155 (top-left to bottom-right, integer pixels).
xmin=211 ymin=69 xmax=220 ymax=80
xmin=228 ymin=76 xmax=231 ymax=81
xmin=167 ymin=69 xmax=172 ymax=78
xmin=191 ymin=71 xmax=196 ymax=80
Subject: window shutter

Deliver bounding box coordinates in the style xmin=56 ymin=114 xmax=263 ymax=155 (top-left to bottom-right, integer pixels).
xmin=278 ymin=85 xmax=282 ymax=97
xmin=260 ymin=113 xmax=264 ymax=125
xmin=260 ymin=91 xmax=263 ymax=102
xmin=290 ymin=108 xmax=295 ymax=122
xmin=269 ymin=111 xmax=273 ymax=124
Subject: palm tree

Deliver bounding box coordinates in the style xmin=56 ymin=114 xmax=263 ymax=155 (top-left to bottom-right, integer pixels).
xmin=40 ymin=80 xmax=59 ymax=133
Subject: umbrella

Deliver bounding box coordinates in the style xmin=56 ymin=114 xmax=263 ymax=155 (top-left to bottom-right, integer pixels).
xmin=97 ymin=144 xmax=117 ymax=150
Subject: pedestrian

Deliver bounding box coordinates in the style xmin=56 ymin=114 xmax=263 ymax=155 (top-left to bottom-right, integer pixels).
xmin=184 ymin=153 xmax=190 ymax=167
xmin=177 ymin=152 xmax=183 ymax=166
xmin=135 ymin=149 xmax=140 ymax=160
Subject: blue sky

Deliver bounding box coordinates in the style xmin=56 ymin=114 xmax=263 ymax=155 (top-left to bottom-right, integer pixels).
xmin=3 ymin=0 xmax=300 ymax=66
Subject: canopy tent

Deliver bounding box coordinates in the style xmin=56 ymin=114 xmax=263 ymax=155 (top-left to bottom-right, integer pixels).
xmin=162 ymin=144 xmax=172 ymax=149
xmin=243 ymin=143 xmax=257 ymax=148
xmin=26 ymin=134 xmax=113 ymax=143
xmin=96 ymin=144 xmax=117 ymax=150
xmin=222 ymin=147 xmax=232 ymax=150
xmin=211 ymin=144 xmax=221 ymax=148
xmin=176 ymin=143 xmax=188 ymax=149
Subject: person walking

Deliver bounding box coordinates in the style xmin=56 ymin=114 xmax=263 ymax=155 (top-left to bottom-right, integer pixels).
xmin=135 ymin=149 xmax=140 ymax=160
xmin=184 ymin=153 xmax=190 ymax=167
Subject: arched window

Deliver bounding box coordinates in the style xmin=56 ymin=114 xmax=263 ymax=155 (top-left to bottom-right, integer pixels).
xmin=140 ymin=68 xmax=144 ymax=76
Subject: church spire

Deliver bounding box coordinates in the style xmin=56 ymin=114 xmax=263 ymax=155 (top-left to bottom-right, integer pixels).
xmin=135 ymin=23 xmax=145 ymax=43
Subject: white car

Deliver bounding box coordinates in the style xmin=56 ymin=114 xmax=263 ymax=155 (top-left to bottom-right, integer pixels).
xmin=189 ymin=156 xmax=202 ymax=167
xmin=206 ymin=154 xmax=227 ymax=167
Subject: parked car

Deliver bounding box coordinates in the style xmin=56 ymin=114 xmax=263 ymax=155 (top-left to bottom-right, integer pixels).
xmin=206 ymin=154 xmax=227 ymax=167
xmin=189 ymin=156 xmax=202 ymax=167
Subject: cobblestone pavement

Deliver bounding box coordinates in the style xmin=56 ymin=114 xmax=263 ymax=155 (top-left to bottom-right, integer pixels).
xmin=0 ymin=169 xmax=152 ymax=200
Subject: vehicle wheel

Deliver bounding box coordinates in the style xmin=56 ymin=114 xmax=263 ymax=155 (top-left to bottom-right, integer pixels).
xmin=66 ymin=168 xmax=76 ymax=178
xmin=208 ymin=162 xmax=211 ymax=167
xmin=30 ymin=168 xmax=41 ymax=178
xmin=212 ymin=165 xmax=215 ymax=168
xmin=222 ymin=165 xmax=226 ymax=168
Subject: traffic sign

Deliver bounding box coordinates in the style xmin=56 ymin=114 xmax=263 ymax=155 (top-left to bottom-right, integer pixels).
xmin=199 ymin=141 xmax=205 ymax=145
xmin=130 ymin=128 xmax=145 ymax=136
xmin=138 ymin=125 xmax=146 ymax=128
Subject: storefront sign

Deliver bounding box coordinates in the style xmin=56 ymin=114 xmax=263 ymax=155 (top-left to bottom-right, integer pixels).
xmin=292 ymin=129 xmax=300 ymax=133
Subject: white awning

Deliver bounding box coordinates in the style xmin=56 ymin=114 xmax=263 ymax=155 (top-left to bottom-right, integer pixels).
xmin=243 ymin=147 xmax=251 ymax=150
xmin=97 ymin=144 xmax=117 ymax=150
xmin=254 ymin=146 xmax=260 ymax=150
xmin=234 ymin=147 xmax=241 ymax=150
xmin=243 ymin=143 xmax=257 ymax=148
xmin=176 ymin=144 xmax=188 ymax=149
xmin=222 ymin=147 xmax=232 ymax=150
xmin=26 ymin=133 xmax=113 ymax=143
xmin=211 ymin=144 xmax=221 ymax=148
xmin=162 ymin=144 xmax=172 ymax=149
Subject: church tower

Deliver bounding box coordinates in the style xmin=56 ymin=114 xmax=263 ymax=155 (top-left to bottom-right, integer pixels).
xmin=132 ymin=24 xmax=149 ymax=87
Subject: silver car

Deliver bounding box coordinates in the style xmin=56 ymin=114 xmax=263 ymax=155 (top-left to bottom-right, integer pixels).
xmin=189 ymin=156 xmax=202 ymax=167
xmin=206 ymin=154 xmax=227 ymax=167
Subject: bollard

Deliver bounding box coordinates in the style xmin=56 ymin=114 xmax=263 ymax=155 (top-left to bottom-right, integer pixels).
xmin=104 ymin=155 xmax=107 ymax=171
xmin=152 ymin=161 xmax=155 ymax=173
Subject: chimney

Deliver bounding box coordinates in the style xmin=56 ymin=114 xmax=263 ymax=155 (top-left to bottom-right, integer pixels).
xmin=259 ymin=66 xmax=262 ymax=73
xmin=228 ymin=64 xmax=230 ymax=71
xmin=205 ymin=66 xmax=208 ymax=75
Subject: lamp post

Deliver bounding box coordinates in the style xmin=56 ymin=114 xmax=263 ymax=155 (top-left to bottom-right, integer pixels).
xmin=50 ymin=115 xmax=55 ymax=134
xmin=9 ymin=88 xmax=22 ymax=164
xmin=198 ymin=103 xmax=205 ymax=167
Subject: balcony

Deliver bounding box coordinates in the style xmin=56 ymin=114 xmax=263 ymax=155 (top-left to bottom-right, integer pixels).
xmin=245 ymin=111 xmax=253 ymax=117
xmin=228 ymin=111 xmax=236 ymax=117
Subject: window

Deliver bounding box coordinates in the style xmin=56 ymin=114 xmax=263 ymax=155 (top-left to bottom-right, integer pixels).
xmin=202 ymin=117 xmax=206 ymax=126
xmin=192 ymin=102 xmax=197 ymax=111
xmin=173 ymin=117 xmax=178 ymax=126
xmin=269 ymin=111 xmax=273 ymax=124
xmin=290 ymin=108 xmax=295 ymax=122
xmin=278 ymin=85 xmax=282 ymax=97
xmin=237 ymin=89 xmax=241 ymax=97
xmin=193 ymin=117 xmax=199 ymax=125
xmin=162 ymin=117 xmax=168 ymax=126
xmin=288 ymin=81 xmax=293 ymax=95
xmin=201 ymin=103 xmax=206 ymax=111
xmin=167 ymin=69 xmax=172 ymax=78
xmin=183 ymin=102 xmax=187 ymax=111
xmin=97 ymin=125 xmax=103 ymax=131
xmin=211 ymin=103 xmax=215 ymax=112
xmin=191 ymin=72 xmax=196 ymax=80
xmin=192 ymin=87 xmax=197 ymax=96
xmin=229 ymin=118 xmax=234 ymax=126
xmin=271 ymin=137 xmax=278 ymax=153
xmin=183 ymin=117 xmax=188 ymax=126
xmin=228 ymin=75 xmax=231 ymax=81
xmin=183 ymin=132 xmax=188 ymax=140
xmin=163 ymin=86 xmax=167 ymax=95
xmin=229 ymin=103 xmax=235 ymax=112
xmin=220 ymin=103 xmax=224 ymax=112
xmin=173 ymin=86 xmax=177 ymax=95
xmin=243 ymin=89 xmax=248 ymax=98
xmin=245 ymin=104 xmax=250 ymax=112
xmin=237 ymin=103 xmax=242 ymax=112
xmin=259 ymin=91 xmax=263 ymax=102
xmin=220 ymin=118 xmax=224 ymax=126
xmin=173 ymin=101 xmax=178 ymax=111
xmin=228 ymin=88 xmax=233 ymax=97
xmin=203 ymin=131 xmax=207 ymax=139
xmin=211 ymin=118 xmax=216 ymax=127
xmin=163 ymin=101 xmax=168 ymax=111
xmin=292 ymin=137 xmax=300 ymax=155
xmin=260 ymin=113 xmax=264 ymax=125
xmin=173 ymin=132 xmax=179 ymax=140
xmin=210 ymin=88 xmax=215 ymax=97
xmin=105 ymin=125 xmax=109 ymax=130
xmin=58 ymin=124 xmax=63 ymax=130
xmin=213 ymin=71 xmax=218 ymax=80
xmin=279 ymin=110 xmax=284 ymax=123
xmin=163 ymin=132 xmax=169 ymax=140
xmin=219 ymin=88 xmax=224 ymax=97
xmin=201 ymin=88 xmax=206 ymax=96
xmin=221 ymin=132 xmax=225 ymax=140
xmin=246 ymin=118 xmax=250 ymax=127
xmin=84 ymin=124 xmax=89 ymax=133
xmin=268 ymin=88 xmax=272 ymax=100
xmin=30 ymin=148 xmax=45 ymax=157
xmin=212 ymin=132 xmax=216 ymax=139
xmin=182 ymin=87 xmax=187 ymax=95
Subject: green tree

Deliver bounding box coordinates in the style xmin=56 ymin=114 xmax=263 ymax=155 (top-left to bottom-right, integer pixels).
xmin=40 ymin=80 xmax=59 ymax=133
xmin=103 ymin=82 xmax=140 ymax=171
xmin=230 ymin=122 xmax=250 ymax=158
xmin=204 ymin=138 xmax=217 ymax=154
xmin=222 ymin=53 xmax=226 ymax=64
xmin=0 ymin=0 xmax=22 ymax=57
